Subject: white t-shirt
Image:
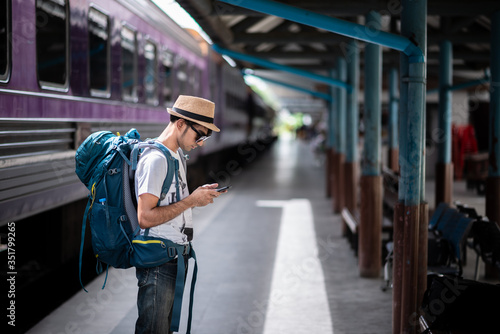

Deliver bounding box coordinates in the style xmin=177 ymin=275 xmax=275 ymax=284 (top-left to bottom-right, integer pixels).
xmin=134 ymin=144 xmax=192 ymax=245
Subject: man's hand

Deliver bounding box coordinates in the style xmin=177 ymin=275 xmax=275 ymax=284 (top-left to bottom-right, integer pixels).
xmin=137 ymin=184 xmax=222 ymax=229
xmin=189 ymin=183 xmax=221 ymax=207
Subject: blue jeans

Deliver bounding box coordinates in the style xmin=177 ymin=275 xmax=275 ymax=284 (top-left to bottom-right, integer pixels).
xmin=135 ymin=258 xmax=188 ymax=334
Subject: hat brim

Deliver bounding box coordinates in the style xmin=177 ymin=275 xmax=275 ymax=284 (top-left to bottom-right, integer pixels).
xmin=167 ymin=108 xmax=220 ymax=132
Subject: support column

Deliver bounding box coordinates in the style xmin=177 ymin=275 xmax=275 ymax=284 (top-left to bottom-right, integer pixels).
xmin=345 ymin=40 xmax=360 ymax=214
xmin=329 ymin=69 xmax=338 ymax=211
xmin=395 ymin=1 xmax=427 ymax=333
xmin=389 ymin=67 xmax=399 ymax=173
xmin=359 ymin=11 xmax=383 ymax=278
xmin=436 ymin=40 xmax=454 ymax=207
xmin=487 ymin=11 xmax=500 ymax=229
xmin=392 ymin=202 xmax=405 ymax=334
xmin=418 ymin=203 xmax=429 ymax=309
xmin=359 ymin=176 xmax=382 ymax=276
xmin=326 ymin=76 xmax=336 ymax=198
xmin=335 ymin=57 xmax=347 ymax=214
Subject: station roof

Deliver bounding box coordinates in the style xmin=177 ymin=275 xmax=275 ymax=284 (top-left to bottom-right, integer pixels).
xmin=176 ymin=0 xmax=497 ymax=117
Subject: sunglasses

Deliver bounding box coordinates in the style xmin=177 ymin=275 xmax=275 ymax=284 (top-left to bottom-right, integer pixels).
xmin=188 ymin=122 xmax=212 ymax=143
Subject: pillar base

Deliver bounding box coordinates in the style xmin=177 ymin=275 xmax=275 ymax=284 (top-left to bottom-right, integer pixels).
xmin=326 ymin=149 xmax=334 ymax=198
xmin=485 ymin=177 xmax=500 ymax=279
xmin=486 ymin=176 xmax=500 ymax=228
xmin=401 ymin=204 xmax=420 ymax=334
xmin=334 ymin=153 xmax=345 ymax=213
xmin=418 ymin=202 xmax=428 ymax=308
xmin=359 ymin=175 xmax=382 ymax=278
xmin=392 ymin=201 xmax=405 ymax=334
xmin=435 ymin=162 xmax=453 ymax=207
xmin=331 ymin=151 xmax=338 ymax=212
xmin=344 ymin=162 xmax=358 ymax=212
xmin=389 ymin=147 xmax=399 ymax=173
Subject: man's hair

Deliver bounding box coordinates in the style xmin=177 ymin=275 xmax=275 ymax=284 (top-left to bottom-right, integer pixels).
xmin=170 ymin=114 xmax=181 ymax=123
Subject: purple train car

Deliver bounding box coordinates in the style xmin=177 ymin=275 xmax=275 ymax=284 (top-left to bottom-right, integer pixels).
xmin=0 ymin=0 xmax=275 ymax=225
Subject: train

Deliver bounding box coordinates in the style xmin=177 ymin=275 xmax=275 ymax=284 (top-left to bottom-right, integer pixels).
xmin=0 ymin=0 xmax=276 ymax=225
xmin=0 ymin=0 xmax=275 ymax=331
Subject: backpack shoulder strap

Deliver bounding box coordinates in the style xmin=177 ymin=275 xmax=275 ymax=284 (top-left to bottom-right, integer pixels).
xmin=132 ymin=141 xmax=181 ymax=236
xmin=150 ymin=142 xmax=180 ymax=205
xmin=177 ymin=148 xmax=187 ymax=172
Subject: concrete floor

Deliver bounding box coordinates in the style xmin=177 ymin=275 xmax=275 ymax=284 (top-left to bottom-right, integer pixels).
xmin=27 ymin=137 xmax=492 ymax=334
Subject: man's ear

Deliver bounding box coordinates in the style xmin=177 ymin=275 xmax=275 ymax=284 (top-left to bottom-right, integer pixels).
xmin=176 ymin=119 xmax=186 ymax=130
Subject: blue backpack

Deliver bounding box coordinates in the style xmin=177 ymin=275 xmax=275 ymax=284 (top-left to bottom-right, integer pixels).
xmin=75 ymin=129 xmax=196 ymax=333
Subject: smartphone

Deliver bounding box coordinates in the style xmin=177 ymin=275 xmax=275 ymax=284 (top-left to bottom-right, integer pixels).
xmin=216 ymin=185 xmax=231 ymax=192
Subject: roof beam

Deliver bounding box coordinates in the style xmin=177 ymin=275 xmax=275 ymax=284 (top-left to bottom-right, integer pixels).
xmin=212 ymin=44 xmax=352 ymax=91
xmin=217 ymin=0 xmax=424 ymax=63
xmin=234 ymin=31 xmax=490 ymax=45
xmin=246 ymin=50 xmax=490 ymax=62
xmin=213 ymin=0 xmax=500 ymax=17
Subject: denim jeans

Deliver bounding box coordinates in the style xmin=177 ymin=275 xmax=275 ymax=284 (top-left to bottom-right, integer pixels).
xmin=135 ymin=257 xmax=188 ymax=334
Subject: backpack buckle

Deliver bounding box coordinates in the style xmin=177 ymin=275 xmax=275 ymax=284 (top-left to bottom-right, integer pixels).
xmin=183 ymin=244 xmax=190 ymax=256
xmin=108 ymin=168 xmax=119 ymax=175
xmin=168 ymin=247 xmax=176 ymax=258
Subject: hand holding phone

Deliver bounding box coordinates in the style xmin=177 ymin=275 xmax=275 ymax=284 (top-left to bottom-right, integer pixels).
xmin=216 ymin=185 xmax=231 ymax=192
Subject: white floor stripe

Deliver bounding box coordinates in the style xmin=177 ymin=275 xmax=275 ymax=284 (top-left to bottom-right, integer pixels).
xmin=262 ymin=199 xmax=334 ymax=334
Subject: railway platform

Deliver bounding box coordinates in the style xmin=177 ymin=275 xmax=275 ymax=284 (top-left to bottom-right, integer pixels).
xmin=26 ymin=136 xmax=488 ymax=334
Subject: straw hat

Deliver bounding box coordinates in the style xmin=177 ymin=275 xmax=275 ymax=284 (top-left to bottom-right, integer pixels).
xmin=167 ymin=95 xmax=220 ymax=132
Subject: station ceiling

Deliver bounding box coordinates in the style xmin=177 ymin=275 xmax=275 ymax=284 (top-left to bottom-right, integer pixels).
xmin=176 ymin=0 xmax=498 ymax=117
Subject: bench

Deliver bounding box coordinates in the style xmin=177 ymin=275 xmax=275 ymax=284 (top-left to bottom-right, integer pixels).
xmin=427 ymin=202 xmax=475 ymax=276
xmin=420 ymin=274 xmax=500 ymax=334
xmin=341 ymin=208 xmax=359 ymax=256
xmin=462 ymin=206 xmax=500 ymax=280
xmin=419 ymin=203 xmax=500 ymax=333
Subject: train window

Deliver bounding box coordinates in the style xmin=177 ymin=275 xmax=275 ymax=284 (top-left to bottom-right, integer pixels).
xmin=144 ymin=41 xmax=158 ymax=105
xmin=0 ymin=0 xmax=11 ymax=83
xmin=88 ymin=7 xmax=110 ymax=97
xmin=176 ymin=57 xmax=187 ymax=95
xmin=186 ymin=64 xmax=195 ymax=95
xmin=36 ymin=0 xmax=69 ymax=90
xmin=161 ymin=50 xmax=173 ymax=105
xmin=192 ymin=67 xmax=201 ymax=96
xmin=121 ymin=25 xmax=137 ymax=102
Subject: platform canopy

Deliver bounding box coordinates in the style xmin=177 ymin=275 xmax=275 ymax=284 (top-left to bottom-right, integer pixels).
xmin=174 ymin=0 xmax=496 ymax=118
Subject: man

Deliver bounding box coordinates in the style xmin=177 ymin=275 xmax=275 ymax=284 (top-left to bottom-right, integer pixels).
xmin=134 ymin=95 xmax=223 ymax=334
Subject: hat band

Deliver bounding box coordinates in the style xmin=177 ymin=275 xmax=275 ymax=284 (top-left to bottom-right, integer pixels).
xmin=173 ymin=107 xmax=213 ymax=124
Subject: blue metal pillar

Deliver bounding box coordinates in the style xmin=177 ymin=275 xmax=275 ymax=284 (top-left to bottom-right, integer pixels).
xmin=337 ymin=58 xmax=347 ymax=155
xmin=438 ymin=40 xmax=452 ymax=165
xmin=405 ymin=60 xmax=426 ymax=205
xmin=388 ymin=67 xmax=399 ymax=172
xmin=346 ymin=40 xmax=359 ymax=165
xmin=362 ymin=12 xmax=382 ymax=177
xmin=335 ymin=57 xmax=347 ymax=213
xmin=436 ymin=40 xmax=454 ymax=206
xmin=327 ymin=69 xmax=338 ymax=200
xmin=490 ymin=12 xmax=500 ymax=179
xmin=397 ymin=1 xmax=427 ymax=334
xmin=345 ymin=40 xmax=359 ymax=214
xmin=398 ymin=56 xmax=409 ymax=202
xmin=359 ymin=11 xmax=382 ymax=278
xmin=486 ymin=11 xmax=500 ymax=234
xmin=329 ymin=69 xmax=338 ymax=151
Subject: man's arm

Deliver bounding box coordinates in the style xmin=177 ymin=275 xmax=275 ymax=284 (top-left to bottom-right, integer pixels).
xmin=137 ymin=184 xmax=220 ymax=229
